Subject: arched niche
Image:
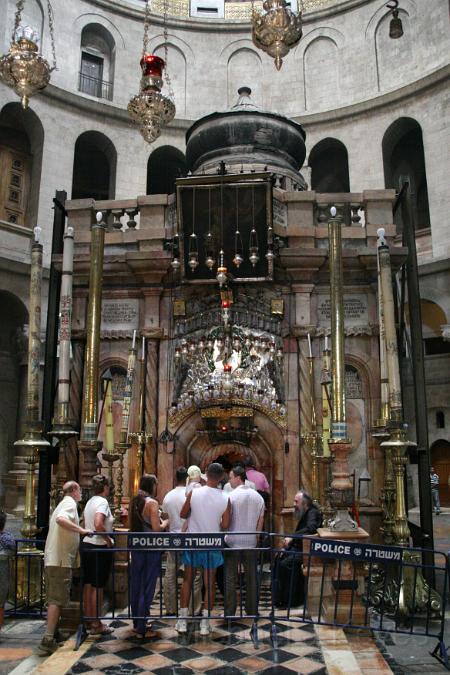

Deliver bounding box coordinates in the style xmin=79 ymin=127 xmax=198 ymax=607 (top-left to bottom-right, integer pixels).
xmin=227 ymin=48 xmax=262 ymax=108
xmin=169 ymin=407 xmax=285 ymax=530
xmin=79 ymin=23 xmax=116 ymax=100
xmin=0 ymin=291 xmax=28 ymax=502
xmin=0 ymin=102 xmax=44 ymax=227
xmin=72 ymin=130 xmax=117 ymax=200
xmin=309 ymin=137 xmax=350 ymax=192
xmin=154 ymin=43 xmax=186 ymax=116
xmin=303 ymin=37 xmax=339 ymax=112
xmin=147 ymin=145 xmax=186 ymax=195
xmin=383 ymin=117 xmax=430 ymax=231
xmin=374 ymin=8 xmax=413 ymax=91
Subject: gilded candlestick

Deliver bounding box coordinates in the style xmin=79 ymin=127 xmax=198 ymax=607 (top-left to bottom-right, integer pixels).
xmin=327 ymin=208 xmax=356 ymax=531
xmin=14 ymin=230 xmax=50 ymax=543
xmin=79 ymin=212 xmax=106 ymax=487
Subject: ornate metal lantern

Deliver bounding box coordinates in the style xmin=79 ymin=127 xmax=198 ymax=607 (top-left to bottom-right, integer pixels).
xmin=127 ymin=0 xmax=175 ymax=143
xmin=252 ymin=0 xmax=303 ymax=71
xmin=0 ymin=2 xmax=57 ymax=109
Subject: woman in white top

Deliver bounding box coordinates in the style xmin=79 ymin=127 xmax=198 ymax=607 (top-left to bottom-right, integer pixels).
xmin=81 ymin=475 xmax=114 ymax=635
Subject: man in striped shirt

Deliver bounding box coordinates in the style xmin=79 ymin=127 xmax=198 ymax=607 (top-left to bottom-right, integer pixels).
xmin=224 ymin=465 xmax=265 ymax=617
xmin=430 ymin=467 xmax=441 ymax=515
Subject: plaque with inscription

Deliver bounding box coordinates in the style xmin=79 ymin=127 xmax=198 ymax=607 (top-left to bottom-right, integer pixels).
xmin=272 ymin=198 xmax=287 ymax=229
xmin=101 ymin=299 xmax=139 ymax=331
xmin=317 ymin=295 xmax=368 ymax=326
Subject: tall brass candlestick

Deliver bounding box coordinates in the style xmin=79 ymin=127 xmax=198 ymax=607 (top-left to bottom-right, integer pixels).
xmin=372 ymin=240 xmax=395 ymax=543
xmin=49 ymin=225 xmax=78 ymax=504
xmin=80 ymin=211 xmax=106 ymax=487
xmin=377 ymin=228 xmax=415 ymax=545
xmin=129 ymin=337 xmax=151 ymax=494
xmin=14 ymin=228 xmax=50 ymax=543
xmin=327 ymin=207 xmax=356 ymax=531
xmin=114 ymin=332 xmax=137 ymax=525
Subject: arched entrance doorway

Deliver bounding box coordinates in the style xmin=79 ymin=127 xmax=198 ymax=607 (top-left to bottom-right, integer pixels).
xmin=431 ymin=439 xmax=450 ymax=506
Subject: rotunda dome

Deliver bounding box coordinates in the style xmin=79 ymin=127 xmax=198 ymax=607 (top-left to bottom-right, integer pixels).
xmin=185 ymin=87 xmax=307 ymax=189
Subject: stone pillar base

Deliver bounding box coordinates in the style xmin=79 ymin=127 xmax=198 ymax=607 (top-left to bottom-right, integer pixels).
xmin=303 ymin=527 xmax=369 ymax=623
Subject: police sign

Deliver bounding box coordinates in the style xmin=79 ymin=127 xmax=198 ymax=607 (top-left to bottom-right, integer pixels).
xmin=309 ymin=537 xmax=404 ymax=563
xmin=129 ymin=533 xmax=225 ymax=550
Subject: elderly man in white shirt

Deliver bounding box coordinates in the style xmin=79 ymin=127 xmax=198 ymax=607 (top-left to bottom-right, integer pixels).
xmin=224 ymin=465 xmax=265 ymax=618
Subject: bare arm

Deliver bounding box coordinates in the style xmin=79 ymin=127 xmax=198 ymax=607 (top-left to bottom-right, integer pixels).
xmin=220 ymin=499 xmax=231 ymax=531
xmin=180 ymin=491 xmax=192 ymax=520
xmin=56 ymin=516 xmax=90 ymax=537
xmin=143 ymin=499 xmax=167 ymax=532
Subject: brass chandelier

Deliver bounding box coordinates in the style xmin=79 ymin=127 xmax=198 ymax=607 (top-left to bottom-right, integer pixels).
xmin=252 ymin=0 xmax=303 ymax=70
xmin=128 ymin=0 xmax=176 ymax=143
xmin=0 ymin=0 xmax=57 ymax=109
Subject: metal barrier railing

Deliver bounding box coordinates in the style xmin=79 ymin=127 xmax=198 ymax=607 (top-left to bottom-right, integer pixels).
xmin=6 ymin=533 xmax=449 ymax=670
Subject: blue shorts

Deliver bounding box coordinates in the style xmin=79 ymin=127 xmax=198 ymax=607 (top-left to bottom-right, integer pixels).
xmin=182 ymin=551 xmax=223 ymax=569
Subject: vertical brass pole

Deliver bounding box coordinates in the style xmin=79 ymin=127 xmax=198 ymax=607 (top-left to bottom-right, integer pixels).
xmin=79 ymin=211 xmax=106 ymax=488
xmin=308 ymin=354 xmax=320 ymax=506
xmin=327 ymin=207 xmax=356 ymax=531
xmin=329 ymin=211 xmax=346 ymax=440
xmin=14 ymin=229 xmax=50 ymax=545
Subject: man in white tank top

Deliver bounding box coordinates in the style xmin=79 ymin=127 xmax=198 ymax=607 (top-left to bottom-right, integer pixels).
xmin=176 ymin=462 xmax=230 ymax=636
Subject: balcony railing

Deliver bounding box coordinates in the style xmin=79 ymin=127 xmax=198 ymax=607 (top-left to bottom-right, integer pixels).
xmin=78 ymin=72 xmax=113 ymax=101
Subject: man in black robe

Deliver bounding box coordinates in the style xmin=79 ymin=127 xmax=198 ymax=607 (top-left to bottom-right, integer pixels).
xmin=274 ymin=491 xmax=322 ymax=608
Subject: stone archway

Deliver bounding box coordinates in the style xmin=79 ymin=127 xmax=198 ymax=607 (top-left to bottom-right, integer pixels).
xmin=167 ymin=407 xmax=285 ymax=531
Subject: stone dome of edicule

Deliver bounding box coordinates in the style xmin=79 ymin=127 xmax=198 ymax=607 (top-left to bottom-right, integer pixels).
xmin=185 ymin=87 xmax=307 ymax=190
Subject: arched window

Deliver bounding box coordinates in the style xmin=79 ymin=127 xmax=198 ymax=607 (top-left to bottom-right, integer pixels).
xmin=79 ymin=24 xmax=115 ymax=101
xmin=0 ymin=103 xmax=44 ymax=227
xmin=382 ymin=118 xmax=430 ymax=231
xmin=72 ymin=131 xmax=117 ymax=200
xmin=309 ymin=138 xmax=350 ymax=192
xmin=436 ymin=412 xmax=445 ymax=429
xmin=147 ymin=146 xmax=186 ymax=195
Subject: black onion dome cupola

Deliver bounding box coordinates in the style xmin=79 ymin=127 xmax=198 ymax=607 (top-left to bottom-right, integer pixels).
xmin=186 ymin=87 xmax=307 ymax=190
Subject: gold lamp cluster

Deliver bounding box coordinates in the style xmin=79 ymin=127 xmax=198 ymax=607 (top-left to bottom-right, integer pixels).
xmin=252 ymin=0 xmax=303 ymax=70
xmin=128 ymin=0 xmax=175 ymax=143
xmin=0 ymin=0 xmax=57 ymax=109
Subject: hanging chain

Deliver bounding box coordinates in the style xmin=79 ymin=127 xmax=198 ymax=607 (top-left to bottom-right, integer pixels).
xmin=163 ymin=0 xmax=175 ymax=100
xmin=47 ymin=0 xmax=57 ymax=70
xmin=12 ymin=0 xmax=25 ymax=41
xmin=142 ymin=0 xmax=150 ymax=57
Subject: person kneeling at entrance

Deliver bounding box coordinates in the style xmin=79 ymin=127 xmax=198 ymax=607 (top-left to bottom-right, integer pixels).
xmin=274 ymin=491 xmax=322 ymax=609
xmin=176 ymin=462 xmax=230 ymax=636
xmin=81 ymin=475 xmax=114 ymax=635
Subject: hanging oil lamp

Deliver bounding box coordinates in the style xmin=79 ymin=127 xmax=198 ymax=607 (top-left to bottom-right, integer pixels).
xmin=233 ymin=188 xmax=244 ymax=268
xmin=127 ymin=0 xmax=175 ymax=143
xmin=0 ymin=1 xmax=57 ymax=109
xmin=252 ymin=0 xmax=303 ymax=70
xmin=216 ymin=249 xmax=228 ymax=287
xmin=205 ymin=187 xmax=216 ymax=269
xmin=188 ymin=187 xmax=199 ymax=271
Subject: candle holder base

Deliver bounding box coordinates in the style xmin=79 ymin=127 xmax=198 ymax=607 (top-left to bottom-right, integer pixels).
xmin=113 ymin=443 xmax=129 ymax=527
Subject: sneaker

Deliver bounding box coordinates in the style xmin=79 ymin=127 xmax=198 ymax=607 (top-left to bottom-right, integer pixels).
xmin=37 ymin=636 xmax=59 ymax=656
xmin=54 ymin=629 xmax=71 ymax=644
xmin=199 ymin=617 xmax=210 ymax=636
xmin=175 ymin=618 xmax=187 ymax=633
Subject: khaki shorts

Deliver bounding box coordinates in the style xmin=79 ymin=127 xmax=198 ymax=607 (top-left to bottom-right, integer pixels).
xmin=45 ymin=566 xmax=72 ymax=607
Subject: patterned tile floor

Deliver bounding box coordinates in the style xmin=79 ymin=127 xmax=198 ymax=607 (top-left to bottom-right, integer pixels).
xmin=67 ymin=617 xmax=328 ymax=675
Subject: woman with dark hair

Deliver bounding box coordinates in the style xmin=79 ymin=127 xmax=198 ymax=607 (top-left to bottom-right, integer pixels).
xmin=129 ymin=474 xmax=168 ymax=639
xmin=81 ymin=474 xmax=114 ymax=635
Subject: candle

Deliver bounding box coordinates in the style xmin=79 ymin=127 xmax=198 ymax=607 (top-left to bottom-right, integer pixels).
xmin=324 ymin=335 xmax=329 ymax=352
xmin=132 ymin=329 xmax=136 ymax=350
xmin=104 ymin=379 xmax=115 ymax=453
xmin=141 ymin=335 xmax=145 ymax=358
xmin=307 ymin=333 xmax=312 ymax=358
